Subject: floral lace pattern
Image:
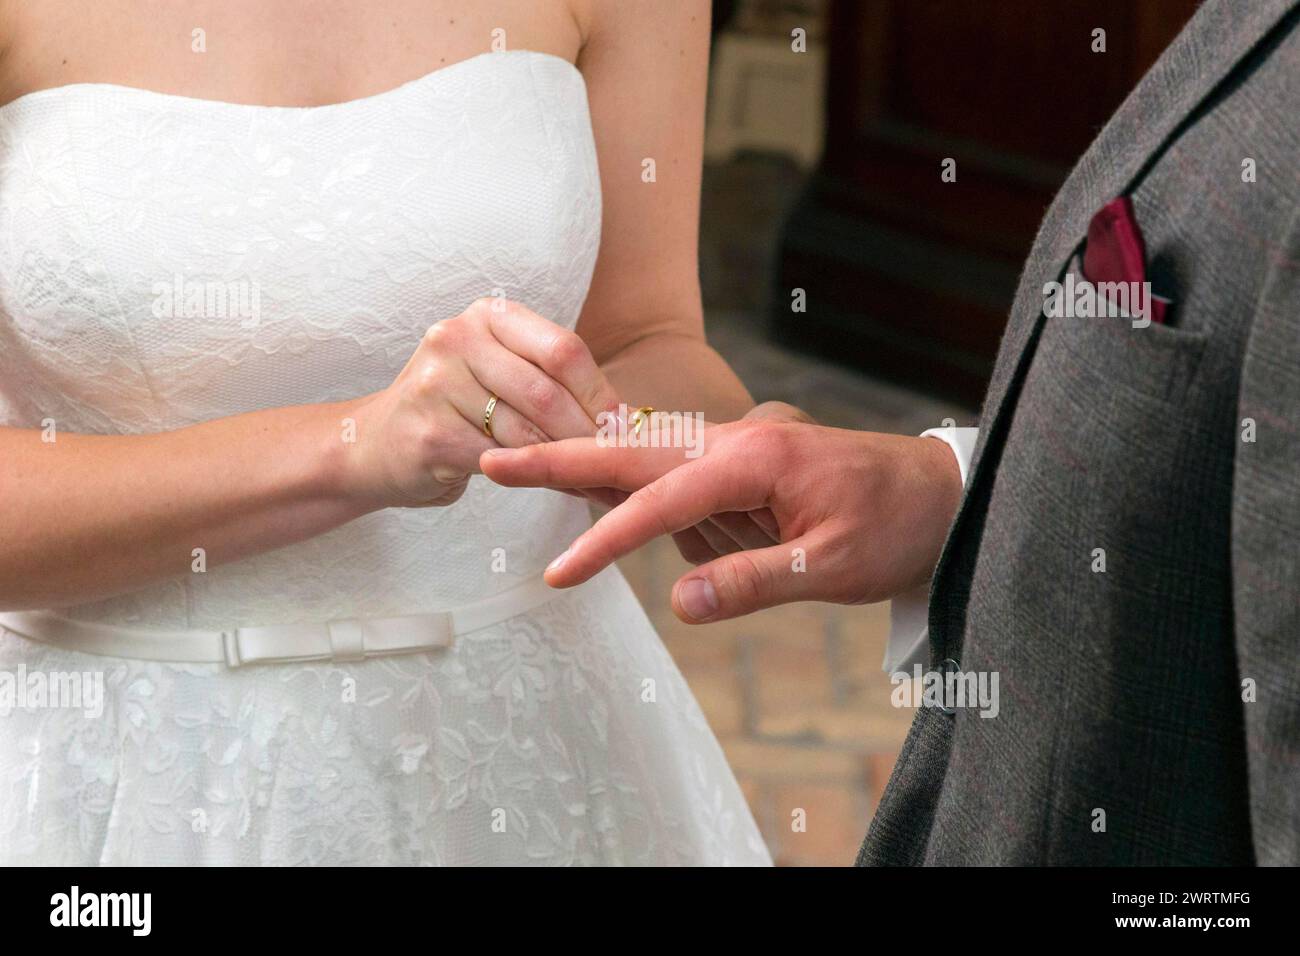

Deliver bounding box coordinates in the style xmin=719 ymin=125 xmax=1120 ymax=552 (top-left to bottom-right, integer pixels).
xmin=0 ymin=52 xmax=770 ymax=865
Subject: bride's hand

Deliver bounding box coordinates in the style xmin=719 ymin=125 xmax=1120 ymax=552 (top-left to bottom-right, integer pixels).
xmin=342 ymin=298 xmax=621 ymax=508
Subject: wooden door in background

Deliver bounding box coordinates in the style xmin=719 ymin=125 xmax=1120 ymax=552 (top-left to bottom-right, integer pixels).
xmin=773 ymin=0 xmax=1199 ymax=406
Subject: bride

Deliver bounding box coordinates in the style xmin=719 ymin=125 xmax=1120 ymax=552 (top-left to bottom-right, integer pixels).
xmin=0 ymin=0 xmax=771 ymax=865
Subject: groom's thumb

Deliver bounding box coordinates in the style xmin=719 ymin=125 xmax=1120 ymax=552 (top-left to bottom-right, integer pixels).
xmin=672 ymin=544 xmax=810 ymax=623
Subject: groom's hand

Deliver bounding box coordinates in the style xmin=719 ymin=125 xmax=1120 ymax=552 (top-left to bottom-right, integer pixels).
xmin=481 ymin=410 xmax=964 ymax=624
xmin=669 ymin=402 xmax=813 ymax=565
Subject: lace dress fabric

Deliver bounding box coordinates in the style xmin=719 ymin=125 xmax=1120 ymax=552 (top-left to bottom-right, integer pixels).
xmin=0 ymin=51 xmax=771 ymax=865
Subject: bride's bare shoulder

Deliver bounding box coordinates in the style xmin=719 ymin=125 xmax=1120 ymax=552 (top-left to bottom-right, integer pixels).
xmin=0 ymin=0 xmax=85 ymax=108
xmin=577 ymin=0 xmax=711 ymax=47
xmin=0 ymin=0 xmax=41 ymax=109
xmin=0 ymin=0 xmax=19 ymax=103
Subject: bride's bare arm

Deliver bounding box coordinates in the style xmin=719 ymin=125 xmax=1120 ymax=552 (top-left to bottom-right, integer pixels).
xmin=574 ymin=0 xmax=753 ymax=423
xmin=0 ymin=405 xmax=362 ymax=611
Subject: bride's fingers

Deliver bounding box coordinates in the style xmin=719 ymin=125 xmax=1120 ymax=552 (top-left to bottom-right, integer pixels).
xmin=468 ymin=339 xmax=595 ymax=440
xmin=484 ymin=399 xmax=555 ymax=451
xmin=484 ymin=300 xmax=621 ymax=426
xmin=442 ymin=375 xmax=543 ymax=460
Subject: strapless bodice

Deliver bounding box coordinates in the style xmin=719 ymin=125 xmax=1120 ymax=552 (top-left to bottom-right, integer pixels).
xmin=0 ymin=50 xmax=602 ymax=627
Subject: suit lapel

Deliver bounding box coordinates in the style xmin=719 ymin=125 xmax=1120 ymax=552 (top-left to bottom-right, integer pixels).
xmin=963 ymin=0 xmax=1298 ymax=506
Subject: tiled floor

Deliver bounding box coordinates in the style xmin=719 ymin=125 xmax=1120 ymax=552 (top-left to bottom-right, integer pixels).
xmin=612 ymin=158 xmax=973 ymax=865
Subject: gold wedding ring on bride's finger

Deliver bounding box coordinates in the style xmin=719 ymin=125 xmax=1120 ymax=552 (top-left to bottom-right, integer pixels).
xmin=629 ymin=405 xmax=654 ymax=438
xmin=483 ymin=394 xmax=499 ymax=439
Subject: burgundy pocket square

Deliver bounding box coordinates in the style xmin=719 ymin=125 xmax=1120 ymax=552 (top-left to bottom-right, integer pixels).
xmin=1083 ymin=196 xmax=1168 ymax=325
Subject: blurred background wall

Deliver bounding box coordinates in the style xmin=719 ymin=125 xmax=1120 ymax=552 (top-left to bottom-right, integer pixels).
xmin=617 ymin=0 xmax=1199 ymax=864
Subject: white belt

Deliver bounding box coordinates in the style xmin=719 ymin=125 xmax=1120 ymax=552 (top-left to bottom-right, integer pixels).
xmin=0 ymin=574 xmax=560 ymax=668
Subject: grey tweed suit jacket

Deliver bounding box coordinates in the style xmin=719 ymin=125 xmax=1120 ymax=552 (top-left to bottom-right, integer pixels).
xmin=859 ymin=0 xmax=1300 ymax=866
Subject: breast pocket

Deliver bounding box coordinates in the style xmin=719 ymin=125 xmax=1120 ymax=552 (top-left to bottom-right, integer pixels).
xmin=995 ymin=255 xmax=1228 ymax=620
xmin=1046 ymin=263 xmax=1208 ymax=406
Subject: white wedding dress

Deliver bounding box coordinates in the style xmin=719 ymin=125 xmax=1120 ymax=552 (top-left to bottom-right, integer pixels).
xmin=0 ymin=50 xmax=771 ymax=865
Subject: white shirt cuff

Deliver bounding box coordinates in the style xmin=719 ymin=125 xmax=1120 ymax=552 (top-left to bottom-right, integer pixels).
xmin=882 ymin=427 xmax=979 ymax=674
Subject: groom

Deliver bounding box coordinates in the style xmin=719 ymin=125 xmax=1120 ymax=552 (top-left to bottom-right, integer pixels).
xmin=484 ymin=0 xmax=1299 ymax=865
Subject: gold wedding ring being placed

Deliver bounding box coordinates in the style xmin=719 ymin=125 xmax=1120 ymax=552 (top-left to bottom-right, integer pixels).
xmin=483 ymin=394 xmax=499 ymax=439
xmin=629 ymin=406 xmax=655 ymax=437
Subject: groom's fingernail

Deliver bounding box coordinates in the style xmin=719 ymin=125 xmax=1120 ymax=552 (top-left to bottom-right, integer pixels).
xmin=482 ymin=448 xmax=511 ymax=459
xmin=678 ymin=578 xmax=718 ymax=620
xmin=546 ymin=550 xmax=570 ymax=574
